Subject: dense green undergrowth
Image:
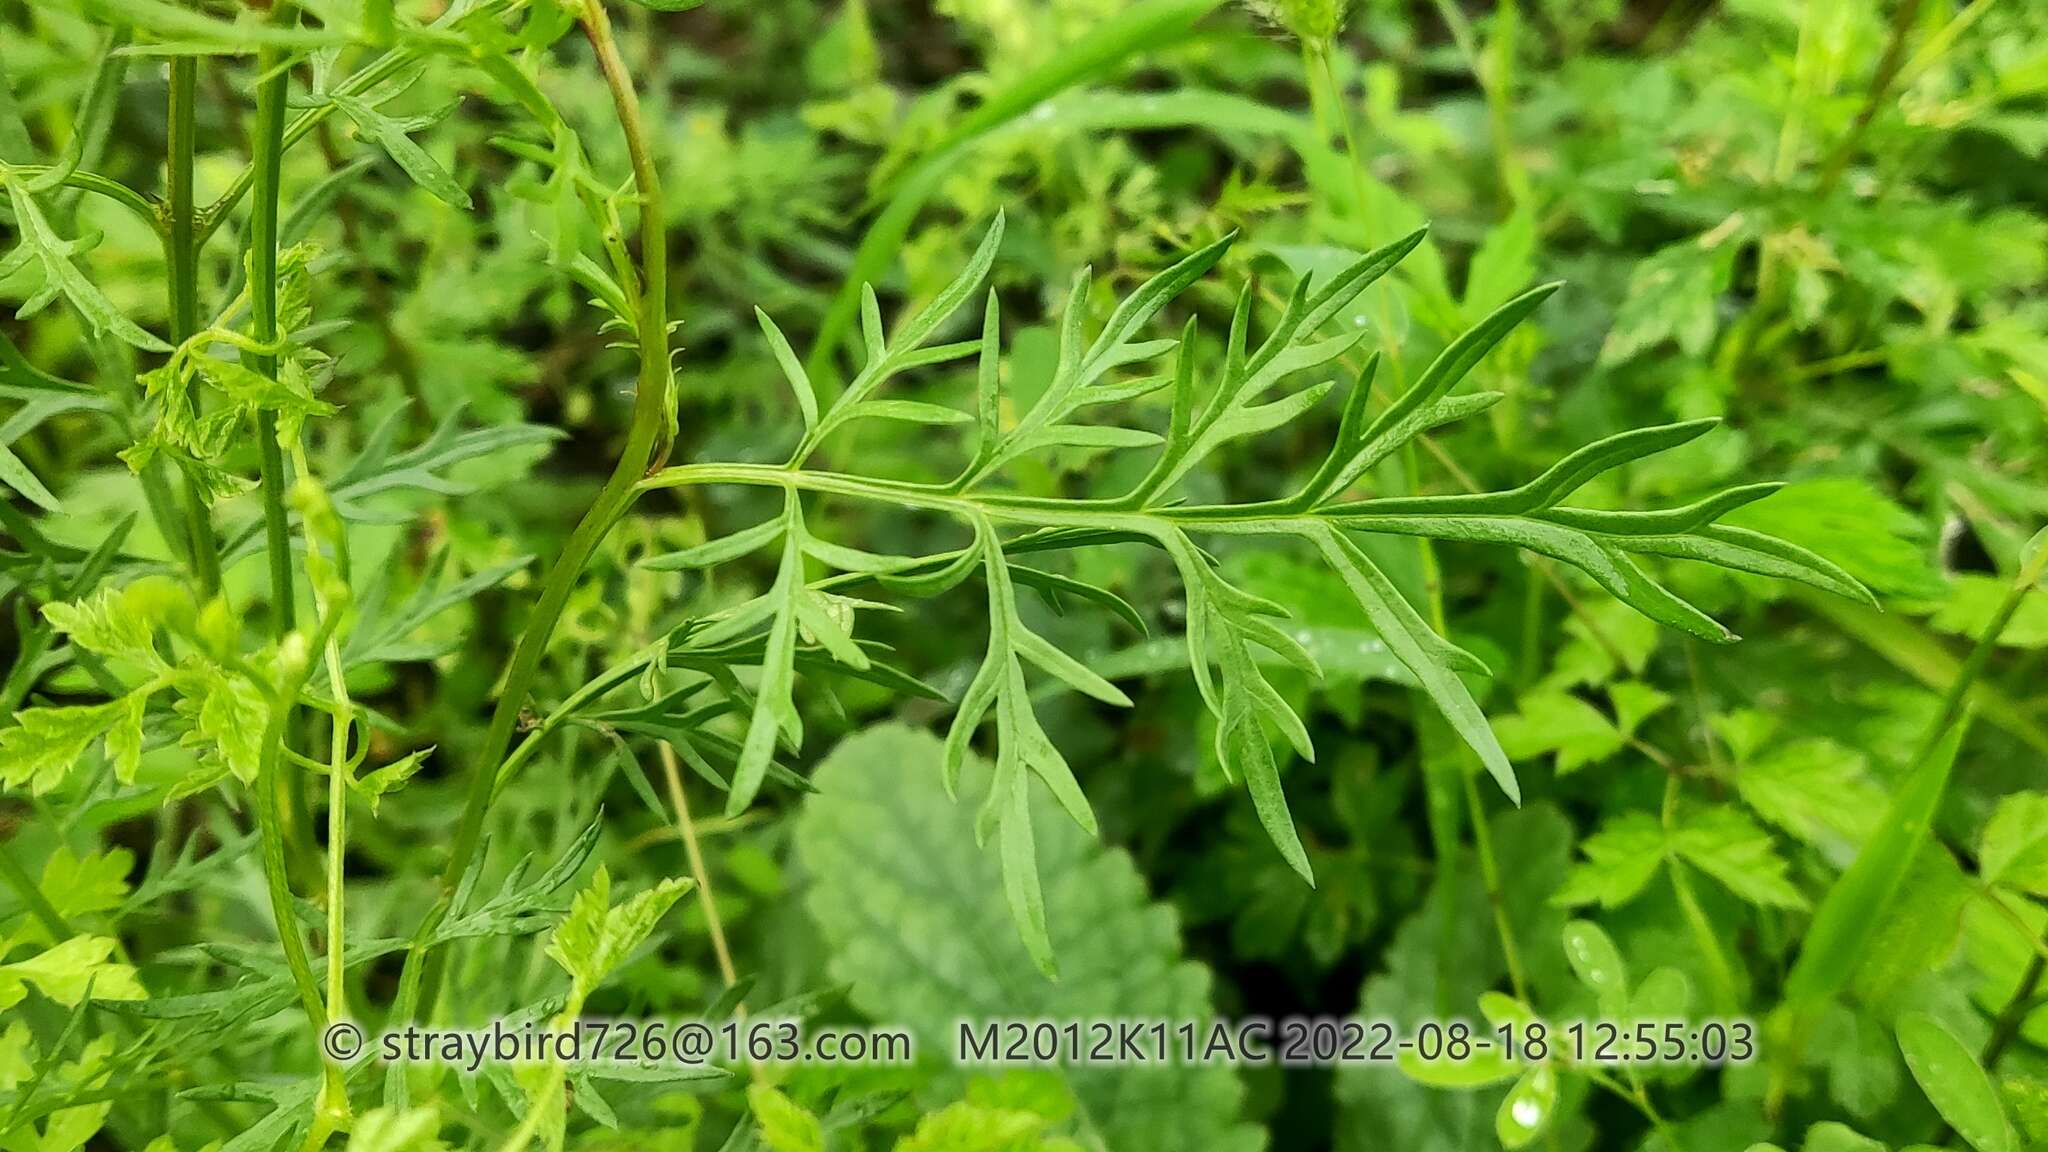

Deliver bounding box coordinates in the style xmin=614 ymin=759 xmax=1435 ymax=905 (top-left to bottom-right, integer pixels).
xmin=1 ymin=0 xmax=2046 ymax=1149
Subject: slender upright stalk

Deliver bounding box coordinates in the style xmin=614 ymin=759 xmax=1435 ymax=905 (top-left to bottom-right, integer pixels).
xmin=402 ymin=0 xmax=674 ymax=1023
xmin=246 ymin=12 xmax=325 ymax=886
xmin=656 ymin=742 xmax=738 ymax=987
xmin=324 ymin=645 xmax=352 ymax=1020
xmin=250 ymin=625 xmax=352 ymax=1140
xmin=166 ymin=57 xmax=221 ymax=596
xmin=250 ymin=39 xmax=296 ymax=637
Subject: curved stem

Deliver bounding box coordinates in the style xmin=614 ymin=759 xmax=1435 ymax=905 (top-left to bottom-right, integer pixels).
xmin=401 ymin=0 xmax=673 ymax=1023
xmin=0 ymin=166 xmax=160 ymax=229
xmin=254 ymin=652 xmax=333 ymax=1036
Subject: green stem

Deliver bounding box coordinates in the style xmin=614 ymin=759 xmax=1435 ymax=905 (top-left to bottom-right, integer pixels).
xmin=1815 ymin=0 xmax=1922 ymax=196
xmin=402 ymin=0 xmax=673 ymax=1024
xmin=0 ymin=165 xmax=160 ymax=228
xmin=246 ymin=14 xmax=323 ymax=888
xmin=1663 ymin=772 xmax=1741 ymax=1011
xmin=323 ymin=642 xmax=351 ymax=1021
xmin=1463 ymin=769 xmax=1529 ymax=998
xmin=1983 ymin=942 xmax=2045 ymax=1069
xmin=0 ymin=839 xmax=71 ymax=942
xmin=254 ymin=651 xmax=331 ymax=1034
xmin=250 ymin=41 xmax=296 ymax=637
xmin=166 ymin=57 xmax=221 ymax=596
xmin=251 ymin=626 xmax=351 ymax=1130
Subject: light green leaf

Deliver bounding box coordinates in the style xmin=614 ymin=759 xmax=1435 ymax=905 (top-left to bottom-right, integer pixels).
xmin=545 ymin=865 xmax=692 ymax=1002
xmin=1495 ymin=1064 xmax=1557 ymax=1149
xmin=1555 ymin=813 xmax=1665 ymax=909
xmin=1599 ymin=237 xmax=1737 ymax=364
xmin=0 ymin=702 xmax=124 ymax=794
xmin=342 ymin=1107 xmax=444 ymax=1152
xmin=352 ymin=748 xmax=435 ymax=815
xmin=1562 ymin=919 xmax=1629 ymax=1017
xmin=747 ymin=1084 xmax=824 ymax=1152
xmin=1395 ymin=1043 xmax=1518 ymax=1088
xmin=1735 ymin=737 xmax=1884 ymax=861
xmin=1897 ymin=1012 xmax=2015 ymax=1152
xmin=43 ymin=577 xmax=181 ymax=669
xmin=1493 ymin=692 xmax=1623 ymax=775
xmin=1980 ymin=792 xmax=2048 ymax=896
xmin=1672 ymin=805 xmax=1808 ymax=910
xmin=0 ymin=935 xmax=145 ymax=1012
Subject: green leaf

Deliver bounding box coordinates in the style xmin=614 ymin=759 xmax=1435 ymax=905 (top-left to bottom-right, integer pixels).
xmin=1495 ymin=1064 xmax=1558 ymax=1149
xmin=1493 ymin=692 xmax=1624 ymax=775
xmin=37 ymin=846 xmax=133 ymax=924
xmin=807 ymin=0 xmax=1224 ymax=380
xmin=720 ymin=496 xmax=806 ymax=817
xmin=640 ymin=517 xmax=786 ymax=571
xmin=1980 ymin=791 xmax=2048 ymax=896
xmin=1733 ymin=736 xmax=1884 ymax=862
xmin=747 ymin=1084 xmax=825 ymax=1152
xmin=1555 ymin=813 xmax=1665 ymax=908
xmin=0 ymin=702 xmax=124 ymax=794
xmin=796 ymin=724 xmax=1262 ymax=1152
xmin=1 ymin=177 xmax=170 ymax=352
xmin=1562 ymin=919 xmax=1630 ymax=1017
xmin=329 ymin=90 xmax=473 ymax=209
xmin=1599 ymin=237 xmax=1737 ymax=365
xmin=351 ymin=748 xmax=434 ymax=814
xmin=1896 ymin=1012 xmax=2015 ymax=1152
xmin=1309 ymin=527 xmax=1518 ymax=801
xmin=0 ymin=935 xmax=145 ymax=1012
xmin=0 ymin=440 xmax=60 ymax=512
xmin=545 ymin=865 xmax=692 ymax=1002
xmin=1672 ymin=805 xmax=1808 ymax=910
xmin=757 ymin=307 xmax=818 ymax=431
xmin=1724 ymin=478 xmax=1943 ymax=600
xmin=844 ymin=399 xmax=971 ymax=425
xmin=343 ymin=552 xmax=536 ymax=666
xmin=1930 ymin=575 xmax=2048 ymax=648
xmin=1465 ymin=206 xmax=1538 ymax=315
xmin=176 ymin=662 xmax=268 ymax=784
xmin=1783 ymin=720 xmax=1970 ymax=1008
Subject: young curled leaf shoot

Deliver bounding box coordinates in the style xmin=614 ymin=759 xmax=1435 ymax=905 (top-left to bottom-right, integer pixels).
xmin=641 ymin=222 xmax=1874 ymax=972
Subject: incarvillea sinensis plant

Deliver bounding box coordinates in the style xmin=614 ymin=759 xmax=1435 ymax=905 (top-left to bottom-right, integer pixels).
xmin=636 ymin=213 xmax=1873 ymax=972
xmin=0 ymin=3 xmax=1873 ymax=1142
